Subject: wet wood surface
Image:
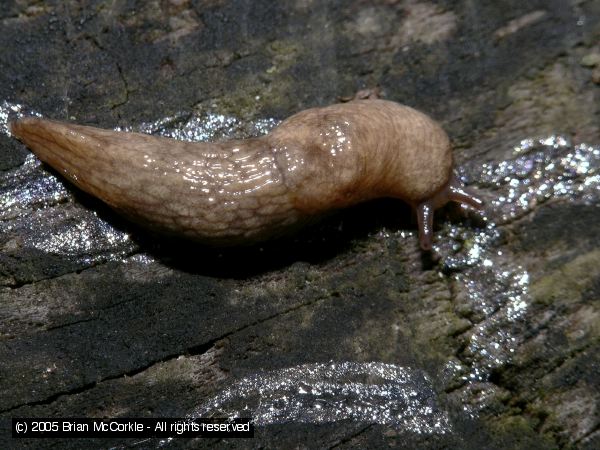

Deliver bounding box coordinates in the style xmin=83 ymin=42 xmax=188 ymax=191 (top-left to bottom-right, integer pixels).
xmin=1 ymin=1 xmax=599 ymax=448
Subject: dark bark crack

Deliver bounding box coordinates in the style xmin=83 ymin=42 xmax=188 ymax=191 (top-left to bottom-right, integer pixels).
xmin=328 ymin=424 xmax=374 ymax=449
xmin=0 ymin=292 xmax=329 ymax=414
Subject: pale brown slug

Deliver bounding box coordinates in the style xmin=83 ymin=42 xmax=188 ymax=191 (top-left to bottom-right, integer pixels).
xmin=9 ymin=99 xmax=482 ymax=250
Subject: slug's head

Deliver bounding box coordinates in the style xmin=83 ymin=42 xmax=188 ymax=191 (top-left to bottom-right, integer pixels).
xmin=415 ymin=174 xmax=484 ymax=251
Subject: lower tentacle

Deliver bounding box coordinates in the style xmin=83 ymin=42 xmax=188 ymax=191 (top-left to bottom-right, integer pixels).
xmin=414 ymin=174 xmax=483 ymax=251
xmin=416 ymin=202 xmax=434 ymax=251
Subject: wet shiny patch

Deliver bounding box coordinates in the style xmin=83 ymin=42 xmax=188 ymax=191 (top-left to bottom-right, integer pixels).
xmin=436 ymin=135 xmax=599 ymax=414
xmin=189 ymin=362 xmax=450 ymax=431
xmin=117 ymin=111 xmax=279 ymax=142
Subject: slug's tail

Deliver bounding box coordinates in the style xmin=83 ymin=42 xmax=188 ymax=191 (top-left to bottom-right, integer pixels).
xmin=9 ymin=117 xmax=106 ymax=179
xmin=416 ymin=175 xmax=484 ymax=251
xmin=8 ymin=117 xmax=144 ymax=212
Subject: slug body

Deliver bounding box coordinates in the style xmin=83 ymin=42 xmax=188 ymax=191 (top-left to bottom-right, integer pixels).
xmin=9 ymin=99 xmax=482 ymax=250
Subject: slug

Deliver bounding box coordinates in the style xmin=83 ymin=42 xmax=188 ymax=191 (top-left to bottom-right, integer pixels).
xmin=9 ymin=99 xmax=482 ymax=251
